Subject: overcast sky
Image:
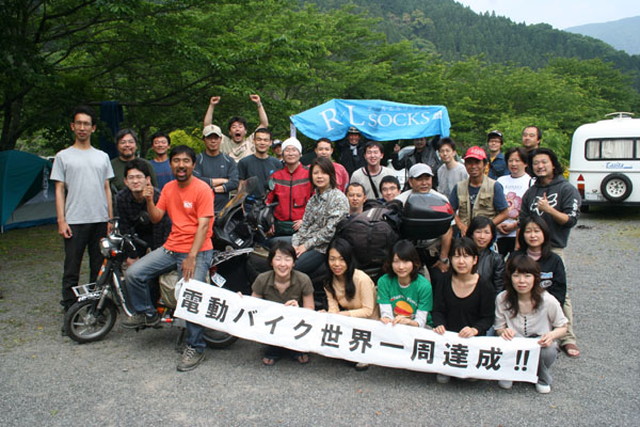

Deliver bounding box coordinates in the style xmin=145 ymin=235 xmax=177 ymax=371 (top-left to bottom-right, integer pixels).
xmin=454 ymin=0 xmax=640 ymax=29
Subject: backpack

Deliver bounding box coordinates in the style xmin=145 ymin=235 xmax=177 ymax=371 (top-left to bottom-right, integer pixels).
xmin=335 ymin=205 xmax=401 ymax=270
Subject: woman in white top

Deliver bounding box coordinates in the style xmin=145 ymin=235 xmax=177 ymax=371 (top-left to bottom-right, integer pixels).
xmin=494 ymin=254 xmax=567 ymax=394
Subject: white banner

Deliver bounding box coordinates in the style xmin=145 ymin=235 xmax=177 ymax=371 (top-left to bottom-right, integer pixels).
xmin=175 ymin=280 xmax=540 ymax=383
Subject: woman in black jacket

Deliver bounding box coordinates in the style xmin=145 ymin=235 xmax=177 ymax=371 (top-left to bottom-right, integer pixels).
xmin=465 ymin=216 xmax=505 ymax=294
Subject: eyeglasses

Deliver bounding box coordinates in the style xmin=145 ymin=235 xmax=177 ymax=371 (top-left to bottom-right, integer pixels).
xmin=73 ymin=121 xmax=93 ymax=128
xmin=126 ymin=175 xmax=146 ymax=181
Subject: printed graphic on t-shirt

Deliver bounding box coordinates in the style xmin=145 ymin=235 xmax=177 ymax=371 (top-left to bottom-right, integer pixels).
xmin=506 ymin=192 xmax=522 ymax=219
xmin=393 ymin=300 xmax=414 ymax=317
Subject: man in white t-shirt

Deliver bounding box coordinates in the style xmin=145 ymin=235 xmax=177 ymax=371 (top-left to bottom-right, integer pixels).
xmin=496 ymin=147 xmax=531 ymax=256
xmin=436 ymin=137 xmax=468 ymax=199
xmin=350 ymin=141 xmax=394 ymax=200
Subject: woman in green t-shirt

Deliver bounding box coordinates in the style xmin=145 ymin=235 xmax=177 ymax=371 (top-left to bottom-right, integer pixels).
xmin=377 ymin=240 xmax=433 ymax=328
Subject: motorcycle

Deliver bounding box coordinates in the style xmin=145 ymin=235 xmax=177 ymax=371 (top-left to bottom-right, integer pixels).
xmin=63 ymin=218 xmax=248 ymax=348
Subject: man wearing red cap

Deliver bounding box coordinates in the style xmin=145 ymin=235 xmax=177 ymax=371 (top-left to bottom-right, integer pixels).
xmin=449 ymin=146 xmax=509 ymax=236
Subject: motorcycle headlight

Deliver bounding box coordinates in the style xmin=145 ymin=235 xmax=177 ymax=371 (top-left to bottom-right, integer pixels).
xmin=100 ymin=238 xmax=117 ymax=257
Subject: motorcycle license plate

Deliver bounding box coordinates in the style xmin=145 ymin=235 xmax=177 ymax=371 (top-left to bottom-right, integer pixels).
xmin=211 ymin=272 xmax=227 ymax=287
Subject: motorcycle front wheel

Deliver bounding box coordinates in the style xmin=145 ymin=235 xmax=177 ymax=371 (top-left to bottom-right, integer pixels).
xmin=203 ymin=329 xmax=238 ymax=349
xmin=65 ymin=299 xmax=117 ymax=343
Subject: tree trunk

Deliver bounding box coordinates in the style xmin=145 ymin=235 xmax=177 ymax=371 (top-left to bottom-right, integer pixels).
xmin=0 ymin=98 xmax=23 ymax=152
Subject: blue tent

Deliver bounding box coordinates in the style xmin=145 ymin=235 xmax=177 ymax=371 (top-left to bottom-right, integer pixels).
xmin=0 ymin=150 xmax=56 ymax=231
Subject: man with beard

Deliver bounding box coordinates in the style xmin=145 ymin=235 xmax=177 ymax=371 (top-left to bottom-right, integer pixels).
xmin=110 ymin=128 xmax=157 ymax=192
xmin=520 ymin=147 xmax=582 ymax=358
xmin=123 ymin=145 xmax=214 ymax=372
xmin=203 ymin=94 xmax=269 ymax=162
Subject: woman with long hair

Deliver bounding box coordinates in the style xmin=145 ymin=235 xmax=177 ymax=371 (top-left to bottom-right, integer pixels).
xmin=324 ymin=238 xmax=379 ymax=320
xmin=290 ymin=157 xmax=349 ymax=274
xmin=494 ymin=254 xmax=568 ymax=393
xmin=325 ymin=238 xmax=379 ymax=371
xmin=513 ymin=216 xmax=567 ymax=307
xmin=432 ymin=237 xmax=496 ymax=383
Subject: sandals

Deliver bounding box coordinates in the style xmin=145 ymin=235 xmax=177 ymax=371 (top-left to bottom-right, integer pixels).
xmin=562 ymin=343 xmax=581 ymax=358
xmin=263 ymin=352 xmax=309 ymax=365
xmin=262 ymin=357 xmax=278 ymax=366
xmin=294 ymin=353 xmax=310 ymax=364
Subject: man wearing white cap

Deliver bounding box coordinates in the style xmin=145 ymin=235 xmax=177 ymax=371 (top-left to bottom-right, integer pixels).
xmin=395 ymin=163 xmax=452 ymax=280
xmin=265 ymin=137 xmax=313 ymax=236
xmin=194 ymin=124 xmax=239 ymax=214
xmin=395 ymin=164 xmax=448 ymax=204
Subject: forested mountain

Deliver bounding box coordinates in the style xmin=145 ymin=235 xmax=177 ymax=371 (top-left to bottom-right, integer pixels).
xmin=2 ymin=0 xmax=639 ymax=163
xmin=308 ymin=0 xmax=640 ymax=86
xmin=566 ymin=16 xmax=640 ymax=56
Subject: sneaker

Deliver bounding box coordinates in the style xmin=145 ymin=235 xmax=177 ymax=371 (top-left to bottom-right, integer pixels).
xmin=354 ymin=362 xmax=369 ymax=371
xmin=121 ymin=313 xmax=146 ymax=329
xmin=121 ymin=312 xmax=160 ymax=329
xmin=436 ymin=374 xmax=450 ymax=384
xmin=536 ymin=382 xmax=551 ymax=394
xmin=177 ymin=345 xmax=205 ymax=372
xmin=498 ymin=380 xmax=513 ymax=390
xmin=143 ymin=312 xmax=161 ymax=328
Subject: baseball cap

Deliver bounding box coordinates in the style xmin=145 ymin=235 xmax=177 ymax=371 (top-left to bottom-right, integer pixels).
xmin=281 ymin=137 xmax=302 ymax=153
xmin=408 ymin=163 xmax=433 ymax=178
xmin=487 ymin=130 xmax=503 ymax=142
xmin=203 ymin=124 xmax=222 ymax=138
xmin=272 ymin=139 xmax=283 ymax=147
xmin=347 ymin=127 xmax=360 ymax=134
xmin=464 ymin=146 xmax=488 ymax=161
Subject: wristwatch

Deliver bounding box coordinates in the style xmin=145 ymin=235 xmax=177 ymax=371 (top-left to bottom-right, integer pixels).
xmin=439 ymin=257 xmax=450 ymax=265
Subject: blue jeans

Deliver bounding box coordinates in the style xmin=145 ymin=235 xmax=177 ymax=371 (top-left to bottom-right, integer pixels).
xmin=125 ymin=247 xmax=213 ymax=351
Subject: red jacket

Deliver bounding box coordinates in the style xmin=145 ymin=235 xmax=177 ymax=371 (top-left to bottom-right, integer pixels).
xmin=266 ymin=163 xmax=313 ymax=221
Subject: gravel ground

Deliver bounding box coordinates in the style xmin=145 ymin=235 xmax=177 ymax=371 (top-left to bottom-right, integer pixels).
xmin=1 ymin=208 xmax=639 ymax=426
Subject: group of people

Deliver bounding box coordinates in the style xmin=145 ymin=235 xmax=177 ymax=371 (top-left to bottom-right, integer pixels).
xmin=52 ymin=98 xmax=581 ymax=390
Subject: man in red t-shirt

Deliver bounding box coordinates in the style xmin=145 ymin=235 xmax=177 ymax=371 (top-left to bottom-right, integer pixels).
xmin=123 ymin=145 xmax=214 ymax=372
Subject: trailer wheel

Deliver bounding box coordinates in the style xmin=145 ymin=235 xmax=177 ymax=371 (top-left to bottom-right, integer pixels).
xmin=600 ymin=173 xmax=632 ymax=202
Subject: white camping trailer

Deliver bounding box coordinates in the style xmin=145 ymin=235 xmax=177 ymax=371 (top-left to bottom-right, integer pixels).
xmin=569 ymin=112 xmax=640 ymax=208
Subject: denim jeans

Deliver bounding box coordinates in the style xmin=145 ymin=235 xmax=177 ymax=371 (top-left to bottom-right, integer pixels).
xmin=61 ymin=222 xmax=107 ymax=310
xmin=125 ymin=246 xmax=213 ymax=351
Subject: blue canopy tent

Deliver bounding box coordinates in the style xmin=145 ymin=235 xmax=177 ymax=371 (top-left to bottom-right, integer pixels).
xmin=0 ymin=150 xmax=56 ymax=232
xmin=289 ymin=99 xmax=450 ymax=141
